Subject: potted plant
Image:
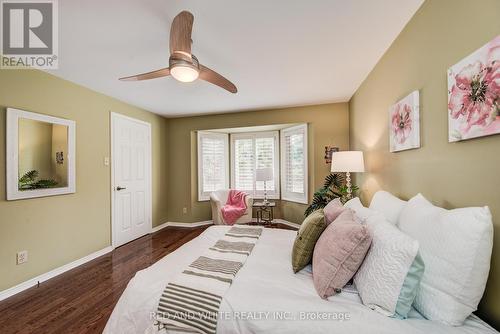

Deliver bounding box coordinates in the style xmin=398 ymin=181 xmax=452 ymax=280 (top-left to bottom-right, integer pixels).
xmin=304 ymin=173 xmax=359 ymax=217
xmin=18 ymin=170 xmax=58 ymax=190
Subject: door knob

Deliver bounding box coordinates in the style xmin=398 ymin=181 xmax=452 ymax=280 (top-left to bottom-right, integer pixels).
xmin=116 ymin=186 xmax=126 ymax=191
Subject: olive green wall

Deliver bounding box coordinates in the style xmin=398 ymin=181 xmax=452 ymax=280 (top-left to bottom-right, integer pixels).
xmin=167 ymin=103 xmax=349 ymax=224
xmin=0 ymin=69 xmax=169 ymax=291
xmin=349 ymin=0 xmax=500 ymax=327
xmin=18 ymin=119 xmax=53 ymax=180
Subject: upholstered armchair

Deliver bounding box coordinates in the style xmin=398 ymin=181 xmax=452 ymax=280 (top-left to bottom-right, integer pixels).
xmin=210 ymin=190 xmax=253 ymax=225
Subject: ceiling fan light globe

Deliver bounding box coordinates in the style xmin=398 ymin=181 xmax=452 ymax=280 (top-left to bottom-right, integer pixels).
xmin=170 ymin=65 xmax=199 ymax=83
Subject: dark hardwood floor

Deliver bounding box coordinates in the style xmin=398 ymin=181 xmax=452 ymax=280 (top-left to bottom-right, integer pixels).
xmin=0 ymin=223 xmax=295 ymax=334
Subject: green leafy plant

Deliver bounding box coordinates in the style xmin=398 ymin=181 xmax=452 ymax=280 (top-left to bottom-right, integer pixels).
xmin=339 ymin=184 xmax=359 ymax=202
xmin=304 ymin=173 xmax=343 ymax=217
xmin=18 ymin=170 xmax=58 ymax=190
xmin=304 ymin=173 xmax=359 ymax=217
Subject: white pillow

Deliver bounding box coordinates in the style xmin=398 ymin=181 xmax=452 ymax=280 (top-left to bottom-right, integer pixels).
xmin=398 ymin=193 xmax=493 ymax=325
xmin=354 ymin=216 xmax=421 ymax=318
xmin=344 ymin=197 xmax=380 ymax=222
xmin=369 ymin=190 xmax=407 ymax=225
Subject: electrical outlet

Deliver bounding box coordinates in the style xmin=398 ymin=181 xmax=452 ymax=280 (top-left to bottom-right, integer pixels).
xmin=183 ymin=207 xmax=187 ymax=214
xmin=104 ymin=157 xmax=110 ymax=166
xmin=17 ymin=250 xmax=28 ymax=265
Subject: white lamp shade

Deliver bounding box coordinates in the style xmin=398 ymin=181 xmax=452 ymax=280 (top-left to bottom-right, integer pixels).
xmin=256 ymin=167 xmax=274 ymax=181
xmin=330 ymin=151 xmax=365 ymax=173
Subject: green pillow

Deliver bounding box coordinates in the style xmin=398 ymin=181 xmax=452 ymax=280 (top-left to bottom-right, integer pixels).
xmin=291 ymin=210 xmax=327 ymax=273
xmin=394 ymin=252 xmax=425 ymax=319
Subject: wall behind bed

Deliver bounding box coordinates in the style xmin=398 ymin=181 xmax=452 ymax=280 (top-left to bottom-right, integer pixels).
xmin=349 ymin=0 xmax=500 ymax=327
xmin=166 ymin=103 xmax=349 ymax=225
xmin=0 ymin=69 xmax=169 ymax=293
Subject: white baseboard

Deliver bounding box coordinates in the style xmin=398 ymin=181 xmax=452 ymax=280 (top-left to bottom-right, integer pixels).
xmin=152 ymin=219 xmax=299 ymax=233
xmin=246 ymin=218 xmax=300 ymax=229
xmin=273 ymin=219 xmax=300 ymax=229
xmin=152 ymin=220 xmax=214 ymax=232
xmin=0 ymin=246 xmax=114 ymax=302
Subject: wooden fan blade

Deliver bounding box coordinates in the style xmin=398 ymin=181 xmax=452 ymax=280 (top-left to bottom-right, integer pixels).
xmin=170 ymin=11 xmax=194 ymax=56
xmin=199 ymin=64 xmax=237 ymax=93
xmin=119 ymin=68 xmax=170 ymax=81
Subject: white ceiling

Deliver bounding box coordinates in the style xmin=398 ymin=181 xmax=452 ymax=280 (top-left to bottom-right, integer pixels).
xmin=48 ymin=0 xmax=423 ymax=117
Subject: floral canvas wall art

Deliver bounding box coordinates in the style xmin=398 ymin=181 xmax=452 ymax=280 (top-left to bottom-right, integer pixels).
xmin=389 ymin=90 xmax=420 ymax=152
xmin=448 ymin=35 xmax=499 ymax=142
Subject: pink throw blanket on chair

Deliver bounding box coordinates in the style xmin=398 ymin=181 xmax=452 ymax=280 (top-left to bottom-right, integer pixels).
xmin=221 ymin=190 xmax=248 ymax=225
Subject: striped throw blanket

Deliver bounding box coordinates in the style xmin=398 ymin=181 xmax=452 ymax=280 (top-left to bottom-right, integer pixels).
xmin=153 ymin=226 xmax=263 ymax=334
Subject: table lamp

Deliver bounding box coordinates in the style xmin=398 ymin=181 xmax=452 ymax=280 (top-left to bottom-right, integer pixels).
xmin=256 ymin=167 xmax=273 ymax=205
xmin=330 ymin=151 xmax=364 ymax=200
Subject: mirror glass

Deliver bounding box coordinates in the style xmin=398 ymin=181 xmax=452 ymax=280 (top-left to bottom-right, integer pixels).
xmin=18 ymin=118 xmax=69 ymax=191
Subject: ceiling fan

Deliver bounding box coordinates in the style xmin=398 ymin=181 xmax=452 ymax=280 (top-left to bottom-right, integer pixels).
xmin=119 ymin=11 xmax=237 ymax=93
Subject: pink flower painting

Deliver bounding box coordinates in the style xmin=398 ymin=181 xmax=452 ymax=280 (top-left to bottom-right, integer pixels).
xmin=448 ymin=35 xmax=500 ymax=142
xmin=389 ymin=91 xmax=420 ymax=152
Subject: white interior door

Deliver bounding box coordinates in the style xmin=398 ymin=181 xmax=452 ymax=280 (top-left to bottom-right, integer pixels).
xmin=111 ymin=113 xmax=152 ymax=247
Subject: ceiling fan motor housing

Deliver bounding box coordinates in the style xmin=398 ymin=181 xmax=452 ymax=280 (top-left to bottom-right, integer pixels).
xmin=169 ymin=54 xmax=199 ymax=71
xmin=169 ymin=54 xmax=200 ymax=82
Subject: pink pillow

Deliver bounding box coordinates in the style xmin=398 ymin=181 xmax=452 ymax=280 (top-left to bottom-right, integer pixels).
xmin=312 ymin=209 xmax=372 ymax=299
xmin=323 ymin=198 xmax=345 ymax=225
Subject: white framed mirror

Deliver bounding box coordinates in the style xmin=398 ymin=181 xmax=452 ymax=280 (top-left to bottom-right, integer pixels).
xmin=6 ymin=108 xmax=76 ymax=200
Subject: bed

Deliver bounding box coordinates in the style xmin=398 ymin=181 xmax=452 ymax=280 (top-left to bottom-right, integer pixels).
xmin=103 ymin=226 xmax=497 ymax=334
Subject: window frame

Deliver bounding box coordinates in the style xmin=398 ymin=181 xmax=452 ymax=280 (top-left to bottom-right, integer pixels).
xmin=230 ymin=131 xmax=280 ymax=200
xmin=197 ymin=131 xmax=229 ymax=201
xmin=280 ymin=124 xmax=308 ymax=204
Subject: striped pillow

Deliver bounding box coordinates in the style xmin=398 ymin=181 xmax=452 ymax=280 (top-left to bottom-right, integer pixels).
xmin=291 ymin=210 xmax=327 ymax=273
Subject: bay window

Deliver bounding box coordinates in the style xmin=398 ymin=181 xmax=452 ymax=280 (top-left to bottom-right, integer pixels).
xmin=197 ymin=124 xmax=308 ymax=204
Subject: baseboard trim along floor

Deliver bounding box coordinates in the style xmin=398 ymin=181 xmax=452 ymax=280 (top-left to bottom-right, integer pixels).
xmin=1 ymin=218 xmax=299 ymax=302
xmin=0 ymin=246 xmax=114 ymax=302
xmin=152 ymin=219 xmax=300 ymax=233
xmin=151 ymin=220 xmax=214 ymax=232
xmin=272 ymin=219 xmax=301 ymax=229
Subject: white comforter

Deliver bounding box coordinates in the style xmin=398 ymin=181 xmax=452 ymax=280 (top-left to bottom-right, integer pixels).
xmin=104 ymin=226 xmax=497 ymax=334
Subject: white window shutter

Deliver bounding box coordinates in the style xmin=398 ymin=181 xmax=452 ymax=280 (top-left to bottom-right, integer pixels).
xmin=281 ymin=124 xmax=308 ymax=204
xmin=234 ymin=137 xmax=254 ymax=191
xmin=230 ymin=131 xmax=279 ymax=199
xmin=197 ymin=131 xmax=229 ymax=201
xmin=255 ymin=136 xmax=276 ymax=193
